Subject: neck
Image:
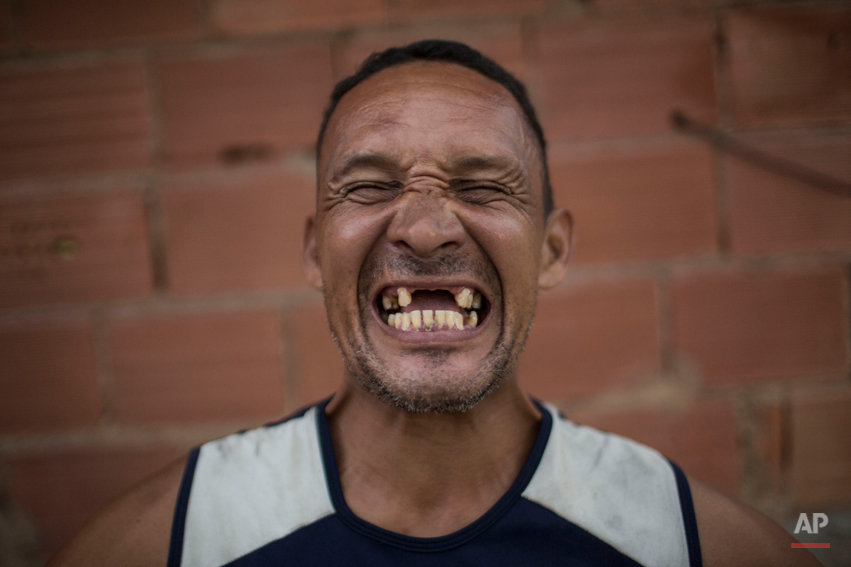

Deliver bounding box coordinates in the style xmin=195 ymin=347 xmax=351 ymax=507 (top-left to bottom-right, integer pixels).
xmin=325 ymin=377 xmax=541 ymax=537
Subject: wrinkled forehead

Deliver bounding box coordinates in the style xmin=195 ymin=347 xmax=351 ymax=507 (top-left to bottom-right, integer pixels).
xmin=318 ymin=61 xmax=537 ymax=180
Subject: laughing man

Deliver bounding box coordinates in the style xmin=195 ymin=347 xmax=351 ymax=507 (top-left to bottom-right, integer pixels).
xmin=51 ymin=40 xmax=816 ymax=567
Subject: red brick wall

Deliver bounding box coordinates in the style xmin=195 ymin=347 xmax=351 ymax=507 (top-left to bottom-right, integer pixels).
xmin=0 ymin=0 xmax=849 ymax=563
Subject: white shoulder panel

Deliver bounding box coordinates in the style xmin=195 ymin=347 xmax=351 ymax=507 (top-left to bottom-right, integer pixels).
xmin=181 ymin=407 xmax=334 ymax=567
xmin=522 ymin=405 xmax=689 ymax=567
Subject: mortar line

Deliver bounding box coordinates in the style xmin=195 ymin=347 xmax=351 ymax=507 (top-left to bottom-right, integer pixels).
xmin=845 ymin=263 xmax=851 ymax=381
xmin=712 ymin=7 xmax=733 ymax=130
xmin=142 ymin=51 xmax=171 ymax=294
xmin=778 ymin=385 xmax=793 ymax=498
xmin=278 ymin=303 xmax=302 ymax=415
xmin=90 ymin=307 xmax=118 ymax=426
xmin=655 ymin=269 xmax=676 ymax=376
xmin=735 ymin=392 xmax=760 ymax=504
xmin=712 ymin=146 xmax=733 ymax=256
xmin=518 ymin=15 xmax=545 ymax=122
xmin=709 ymin=9 xmax=735 ymax=259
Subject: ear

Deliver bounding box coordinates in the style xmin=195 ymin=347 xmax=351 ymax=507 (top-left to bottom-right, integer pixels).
xmin=302 ymin=215 xmax=323 ymax=289
xmin=538 ymin=208 xmax=572 ymax=290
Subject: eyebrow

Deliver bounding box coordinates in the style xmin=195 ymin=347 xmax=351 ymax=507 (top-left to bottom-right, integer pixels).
xmin=327 ymin=151 xmax=525 ymax=183
xmin=328 ymin=152 xmax=400 ymax=182
xmin=448 ymin=155 xmax=523 ymax=176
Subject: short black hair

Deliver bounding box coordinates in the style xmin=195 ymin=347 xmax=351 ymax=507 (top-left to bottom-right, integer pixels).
xmin=316 ymin=39 xmax=554 ymax=218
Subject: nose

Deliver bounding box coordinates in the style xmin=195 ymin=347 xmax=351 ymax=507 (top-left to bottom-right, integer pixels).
xmin=386 ymin=190 xmax=466 ymax=258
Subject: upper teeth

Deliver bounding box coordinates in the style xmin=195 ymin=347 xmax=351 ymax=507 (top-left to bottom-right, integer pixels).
xmin=394 ymin=287 xmax=480 ymax=310
xmin=383 ymin=287 xmax=483 ymax=332
xmin=454 ymin=289 xmax=472 ymax=309
xmin=455 ymin=288 xmax=482 ymax=310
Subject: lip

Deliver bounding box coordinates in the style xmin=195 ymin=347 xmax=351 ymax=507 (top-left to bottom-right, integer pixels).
xmin=369 ymin=278 xmax=493 ymax=342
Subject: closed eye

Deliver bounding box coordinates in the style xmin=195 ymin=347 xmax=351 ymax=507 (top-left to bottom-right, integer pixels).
xmin=454 ymin=183 xmax=510 ymax=205
xmin=344 ymin=183 xmax=400 ymax=204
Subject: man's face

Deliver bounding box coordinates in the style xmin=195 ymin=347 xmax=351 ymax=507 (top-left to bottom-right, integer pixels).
xmin=306 ymin=61 xmax=561 ymax=412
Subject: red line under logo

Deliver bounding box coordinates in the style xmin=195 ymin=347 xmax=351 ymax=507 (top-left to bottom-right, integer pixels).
xmin=792 ymin=543 xmax=830 ymax=549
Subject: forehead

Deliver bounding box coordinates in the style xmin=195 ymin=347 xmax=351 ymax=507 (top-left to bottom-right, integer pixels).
xmin=319 ymin=62 xmax=534 ymax=174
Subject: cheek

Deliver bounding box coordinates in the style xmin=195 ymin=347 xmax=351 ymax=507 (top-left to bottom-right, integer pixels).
xmin=474 ymin=215 xmax=541 ymax=270
xmin=317 ymin=210 xmax=388 ymax=293
xmin=467 ymin=214 xmax=543 ymax=311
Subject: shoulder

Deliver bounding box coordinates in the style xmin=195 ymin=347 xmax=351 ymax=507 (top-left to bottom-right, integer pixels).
xmin=690 ymin=478 xmax=823 ymax=567
xmin=525 ymin=409 xmax=693 ymax=567
xmin=538 ymin=411 xmax=822 ymax=567
xmin=48 ymin=406 xmax=325 ymax=567
xmin=47 ymin=454 xmax=188 ymax=567
xmin=176 ymin=407 xmax=334 ymax=567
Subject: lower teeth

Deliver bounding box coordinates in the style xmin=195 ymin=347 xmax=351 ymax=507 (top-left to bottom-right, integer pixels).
xmin=387 ymin=309 xmax=476 ymax=331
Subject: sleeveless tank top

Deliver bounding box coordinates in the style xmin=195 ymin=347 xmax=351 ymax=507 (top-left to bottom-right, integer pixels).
xmin=168 ymin=400 xmax=702 ymax=567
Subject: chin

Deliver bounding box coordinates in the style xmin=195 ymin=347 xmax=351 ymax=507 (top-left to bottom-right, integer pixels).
xmin=348 ymin=345 xmax=515 ymax=414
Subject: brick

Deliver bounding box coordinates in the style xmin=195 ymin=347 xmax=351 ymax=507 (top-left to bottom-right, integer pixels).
xmin=387 ymin=0 xmax=545 ymax=21
xmin=572 ymin=400 xmax=740 ymax=494
xmin=158 ymin=45 xmax=334 ymax=170
xmin=163 ymin=169 xmax=314 ymax=294
xmin=292 ymin=300 xmax=343 ymax=405
xmin=550 ymin=144 xmax=717 ymax=264
xmin=537 ymin=18 xmax=716 ymax=140
xmin=0 ymin=321 xmax=100 ymax=433
xmin=109 ymin=310 xmax=285 ymax=423
xmin=211 ymin=0 xmax=385 ymax=35
xmin=8 ymin=447 xmax=180 ymax=554
xmin=0 ymin=191 xmax=154 ymax=308
xmin=790 ymin=387 xmax=851 ymax=507
xmin=727 ymin=135 xmax=851 ymax=255
xmin=672 ymin=269 xmax=848 ymax=384
xmin=333 ymin=23 xmax=525 ymax=81
xmin=727 ymin=7 xmax=851 ymax=127
xmin=22 ymin=0 xmax=202 ymax=49
xmin=751 ymin=399 xmax=786 ymax=488
xmin=519 ymin=280 xmax=660 ymax=401
xmin=0 ymin=63 xmax=151 ymax=180
xmin=592 ymin=0 xmax=719 ymax=9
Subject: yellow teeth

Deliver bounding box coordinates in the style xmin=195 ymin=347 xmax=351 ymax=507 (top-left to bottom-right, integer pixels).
xmin=454 ymin=288 xmax=474 ymax=309
xmin=454 ymin=289 xmax=466 ymax=308
xmin=423 ymin=310 xmax=434 ymax=330
xmin=384 ymin=288 xmax=480 ymax=318
xmin=435 ymin=310 xmax=446 ymax=328
xmin=389 ymin=310 xmax=475 ymax=331
xmin=384 ymin=287 xmax=481 ymax=332
xmin=465 ymin=311 xmax=478 ymax=328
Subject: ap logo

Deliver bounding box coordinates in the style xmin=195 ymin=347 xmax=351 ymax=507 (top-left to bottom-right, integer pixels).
xmin=794 ymin=513 xmax=829 ymax=534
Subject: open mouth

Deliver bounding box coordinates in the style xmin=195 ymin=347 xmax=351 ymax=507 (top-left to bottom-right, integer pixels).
xmin=375 ymin=286 xmax=491 ymax=332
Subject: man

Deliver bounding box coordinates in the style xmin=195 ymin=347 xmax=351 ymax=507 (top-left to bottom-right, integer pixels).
xmin=50 ymin=40 xmax=816 ymax=567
